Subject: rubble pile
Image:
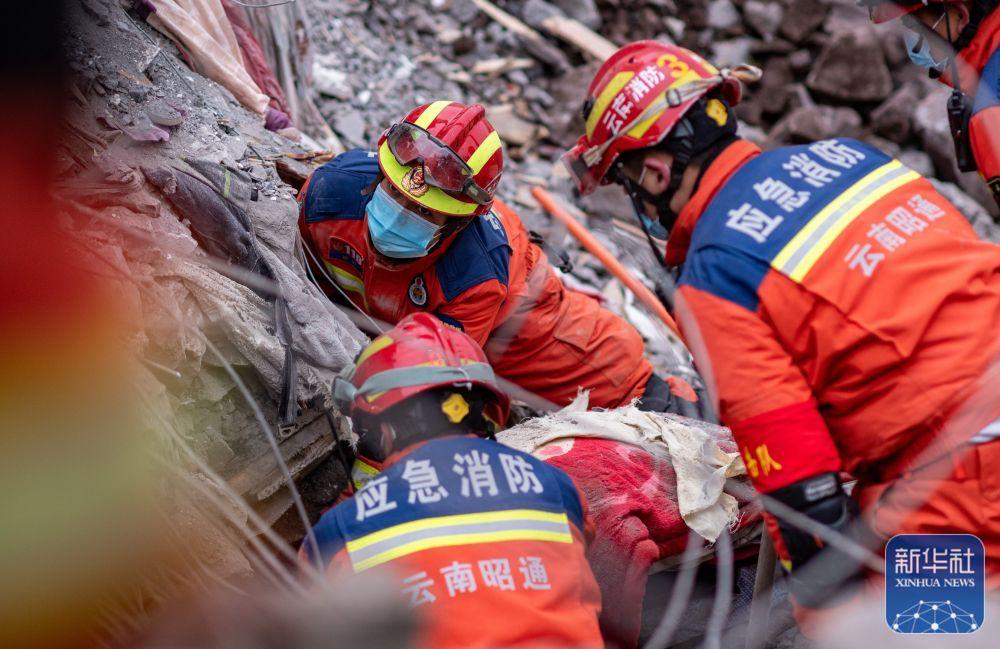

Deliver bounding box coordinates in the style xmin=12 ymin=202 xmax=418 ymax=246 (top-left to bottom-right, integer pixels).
xmin=58 ymin=0 xmax=369 ymax=565
xmin=308 ymin=0 xmax=999 ymax=240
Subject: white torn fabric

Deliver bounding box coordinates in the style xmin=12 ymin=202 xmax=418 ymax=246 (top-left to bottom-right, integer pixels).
xmin=498 ymin=392 xmax=746 ymax=541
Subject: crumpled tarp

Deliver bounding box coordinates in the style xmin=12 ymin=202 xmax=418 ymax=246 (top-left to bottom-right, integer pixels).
xmin=60 ymin=159 xmax=367 ymax=468
xmin=146 ymin=0 xmax=271 ymax=117
xmin=498 ymin=392 xmax=747 ymax=540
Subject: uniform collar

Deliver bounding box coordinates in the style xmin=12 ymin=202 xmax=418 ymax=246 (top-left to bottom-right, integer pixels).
xmin=664 ymin=139 xmax=762 ymax=267
xmin=941 ymin=8 xmax=1000 ymax=88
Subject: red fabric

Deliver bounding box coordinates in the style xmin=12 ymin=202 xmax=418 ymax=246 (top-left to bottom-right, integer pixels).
xmin=540 ymin=437 xmax=763 ymax=648
xmin=221 ymin=0 xmax=291 ymax=116
xmin=728 ymin=400 xmax=841 ymax=493
xmin=300 ymin=187 xmax=653 ymax=409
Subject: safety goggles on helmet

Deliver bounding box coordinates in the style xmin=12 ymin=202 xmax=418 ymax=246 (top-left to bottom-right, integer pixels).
xmin=386 ymin=121 xmax=493 ymax=205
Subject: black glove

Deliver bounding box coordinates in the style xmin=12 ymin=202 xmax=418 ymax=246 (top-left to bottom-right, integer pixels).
xmin=768 ymin=472 xmax=866 ymax=608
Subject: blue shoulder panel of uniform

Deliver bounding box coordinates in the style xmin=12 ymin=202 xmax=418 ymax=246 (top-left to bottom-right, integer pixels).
xmin=334 ymin=436 xmax=585 ymax=545
xmin=973 ymin=48 xmax=1000 ymax=115
xmin=432 ymin=311 xmax=465 ymax=331
xmin=436 ymin=211 xmax=512 ymax=302
xmin=302 ymin=149 xmax=380 ymax=223
xmin=679 ymin=138 xmax=892 ymax=311
xmin=307 ymin=506 xmax=348 ymax=566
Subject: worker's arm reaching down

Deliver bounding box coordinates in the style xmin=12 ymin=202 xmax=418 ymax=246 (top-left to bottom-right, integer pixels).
xmin=676 ymin=284 xmax=860 ymax=606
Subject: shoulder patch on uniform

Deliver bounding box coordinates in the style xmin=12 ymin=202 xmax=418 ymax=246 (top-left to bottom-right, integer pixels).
xmin=407 ymin=274 xmax=428 ymax=307
xmin=303 ymin=149 xmax=380 ymax=223
xmin=436 ymin=211 xmax=512 ymax=302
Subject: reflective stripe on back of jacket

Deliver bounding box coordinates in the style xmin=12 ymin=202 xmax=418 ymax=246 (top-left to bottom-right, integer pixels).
xmin=303 ymin=436 xmax=603 ymax=649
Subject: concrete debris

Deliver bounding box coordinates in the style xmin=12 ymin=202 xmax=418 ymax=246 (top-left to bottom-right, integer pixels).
xmin=806 ymin=29 xmax=893 ymax=102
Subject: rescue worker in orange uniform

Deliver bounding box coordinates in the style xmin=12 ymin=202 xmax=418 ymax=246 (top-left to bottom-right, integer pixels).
xmin=861 ymin=0 xmax=1000 ymax=210
xmin=301 ymin=312 xmax=604 ymax=649
xmin=562 ymin=40 xmax=1000 ymax=620
xmin=299 ymin=101 xmax=699 ymax=415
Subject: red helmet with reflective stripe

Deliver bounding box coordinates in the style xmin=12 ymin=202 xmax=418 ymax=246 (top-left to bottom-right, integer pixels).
xmin=377 ymin=102 xmax=503 ymax=217
xmin=562 ymin=41 xmax=759 ymax=195
xmin=335 ymin=312 xmax=510 ymax=427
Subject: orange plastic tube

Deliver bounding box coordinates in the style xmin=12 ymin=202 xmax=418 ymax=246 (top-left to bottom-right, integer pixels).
xmin=531 ymin=186 xmax=682 ymax=337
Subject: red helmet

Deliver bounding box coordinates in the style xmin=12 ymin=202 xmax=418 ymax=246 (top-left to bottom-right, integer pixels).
xmin=334 ymin=312 xmax=510 ymax=428
xmin=377 ymin=102 xmax=503 ymax=217
xmin=562 ymin=41 xmax=760 ymax=195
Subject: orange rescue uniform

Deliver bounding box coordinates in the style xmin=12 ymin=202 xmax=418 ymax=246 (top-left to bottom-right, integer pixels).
xmin=667 ymin=138 xmax=1000 ymax=578
xmin=301 ymin=435 xmax=604 ymax=649
xmin=300 ymin=149 xmax=653 ymax=409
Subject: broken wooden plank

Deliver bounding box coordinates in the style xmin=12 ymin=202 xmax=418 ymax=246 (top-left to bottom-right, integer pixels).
xmin=472 ymin=57 xmax=535 ymax=77
xmin=470 ymin=0 xmax=569 ymax=72
xmin=471 ymin=0 xmax=615 ymax=63
xmin=538 ymin=15 xmax=617 ymax=61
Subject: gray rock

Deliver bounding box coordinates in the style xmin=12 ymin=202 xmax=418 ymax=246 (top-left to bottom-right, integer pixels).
xmin=332 ymin=109 xmax=367 ymax=147
xmin=551 ymin=0 xmax=602 ymax=30
xmin=769 ymin=105 xmax=863 ymax=144
xmin=806 ymin=29 xmax=893 ymax=102
xmin=313 ymin=60 xmax=353 ymax=100
xmin=707 ymin=0 xmax=740 ymax=30
xmin=486 ymin=104 xmax=544 ymax=147
xmin=789 ymin=49 xmax=813 ymax=73
xmin=743 ymin=0 xmax=784 ymax=40
xmin=522 ymin=0 xmax=565 ymax=30
xmin=711 ymin=37 xmax=755 ymax=68
xmin=780 ymin=0 xmax=829 ymax=44
xmin=898 ymin=149 xmax=935 ymax=178
xmin=914 ymin=86 xmax=1000 ymax=215
xmin=823 ymin=2 xmax=870 ymax=34
xmin=871 ymin=84 xmax=920 ymax=144
xmin=449 ymin=0 xmax=480 ymax=24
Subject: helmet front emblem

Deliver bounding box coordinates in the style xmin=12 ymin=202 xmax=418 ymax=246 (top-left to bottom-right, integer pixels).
xmin=401 ymin=166 xmax=430 ymax=197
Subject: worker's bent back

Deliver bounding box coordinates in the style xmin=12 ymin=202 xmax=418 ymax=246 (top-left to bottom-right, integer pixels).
xmin=302 ymin=435 xmax=603 ymax=649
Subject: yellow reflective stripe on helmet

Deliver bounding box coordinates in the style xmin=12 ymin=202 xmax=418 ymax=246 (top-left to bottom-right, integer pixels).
xmin=345 ymin=509 xmax=572 ymax=572
xmin=413 ymin=100 xmax=453 ymax=129
xmin=354 ymin=334 xmax=393 ymax=368
xmin=465 ymin=130 xmax=502 ymax=173
xmin=625 ymin=69 xmax=707 ymax=140
xmin=585 ymin=71 xmax=634 ymax=139
xmin=378 ymin=141 xmax=479 ymax=215
xmin=771 ymin=161 xmax=921 ymax=282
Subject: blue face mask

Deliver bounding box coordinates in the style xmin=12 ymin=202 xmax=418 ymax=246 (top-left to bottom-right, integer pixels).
xmin=366 ymin=185 xmax=442 ymax=259
xmin=902 ymin=11 xmax=950 ymax=72
xmin=904 ymin=31 xmax=949 ymax=71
